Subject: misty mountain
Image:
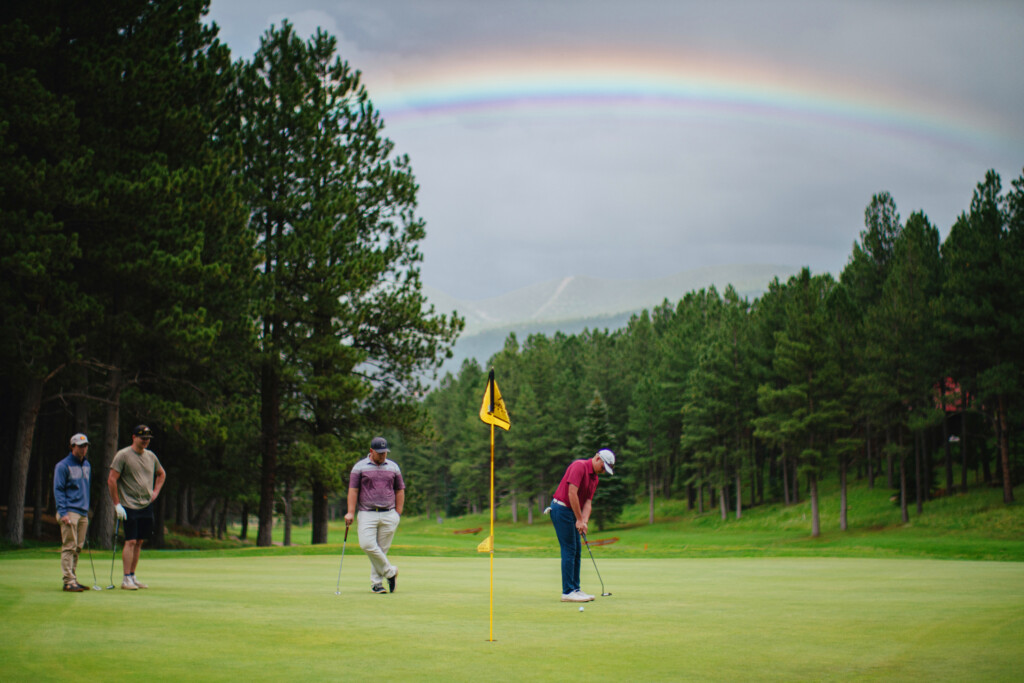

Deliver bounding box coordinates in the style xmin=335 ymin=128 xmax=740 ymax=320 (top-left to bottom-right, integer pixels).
xmin=424 ymin=264 xmax=801 ymax=380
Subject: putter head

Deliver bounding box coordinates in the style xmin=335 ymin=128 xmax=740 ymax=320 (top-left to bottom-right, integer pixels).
xmin=92 ymin=585 xmax=103 ymax=591
xmin=602 ymin=592 xmax=612 ymax=596
xmin=106 ymin=584 xmax=115 ymax=590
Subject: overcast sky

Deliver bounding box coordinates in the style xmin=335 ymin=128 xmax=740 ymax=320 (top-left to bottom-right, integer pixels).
xmin=206 ymin=0 xmax=1024 ymax=301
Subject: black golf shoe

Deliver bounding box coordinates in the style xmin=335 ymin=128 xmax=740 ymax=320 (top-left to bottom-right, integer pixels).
xmin=63 ymin=583 xmax=86 ymax=592
xmin=371 ymin=583 xmax=386 ymax=594
xmin=387 ymin=569 xmax=398 ymax=593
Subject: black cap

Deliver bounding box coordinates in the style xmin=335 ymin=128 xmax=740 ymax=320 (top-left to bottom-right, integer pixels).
xmin=370 ymin=436 xmax=389 ymax=453
xmin=132 ymin=425 xmax=153 ymax=438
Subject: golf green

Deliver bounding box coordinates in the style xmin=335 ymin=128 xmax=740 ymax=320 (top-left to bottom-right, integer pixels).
xmin=2 ymin=554 xmax=1021 ymax=681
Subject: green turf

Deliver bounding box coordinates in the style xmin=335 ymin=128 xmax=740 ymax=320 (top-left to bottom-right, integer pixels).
xmin=1 ymin=554 xmax=1022 ymax=681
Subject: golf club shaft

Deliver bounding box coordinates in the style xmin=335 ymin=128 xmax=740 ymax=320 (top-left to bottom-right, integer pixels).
xmin=581 ymin=532 xmax=607 ymax=595
xmin=85 ymin=527 xmax=101 ymax=588
xmin=335 ymin=524 xmax=350 ymax=593
xmin=108 ymin=517 xmax=120 ymax=588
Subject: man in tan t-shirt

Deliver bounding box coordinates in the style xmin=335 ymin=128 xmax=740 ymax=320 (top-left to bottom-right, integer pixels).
xmin=108 ymin=425 xmax=166 ymax=590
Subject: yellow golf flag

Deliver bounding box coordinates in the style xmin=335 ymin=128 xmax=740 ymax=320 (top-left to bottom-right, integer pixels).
xmin=477 ymin=535 xmax=493 ymax=553
xmin=479 ymin=371 xmax=511 ymax=431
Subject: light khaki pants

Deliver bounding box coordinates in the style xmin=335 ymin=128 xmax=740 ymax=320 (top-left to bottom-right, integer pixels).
xmin=357 ymin=509 xmax=400 ymax=585
xmin=60 ymin=511 xmax=89 ymax=586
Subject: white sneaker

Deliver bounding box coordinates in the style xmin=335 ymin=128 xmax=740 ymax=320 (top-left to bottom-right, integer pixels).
xmin=576 ymin=590 xmax=595 ymax=601
xmin=120 ymin=578 xmax=138 ymax=591
xmin=560 ymin=591 xmax=589 ymax=603
xmin=132 ymin=576 xmax=148 ymax=589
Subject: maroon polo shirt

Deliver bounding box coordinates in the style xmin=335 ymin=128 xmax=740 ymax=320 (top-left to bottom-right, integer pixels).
xmin=553 ymin=458 xmax=599 ymax=508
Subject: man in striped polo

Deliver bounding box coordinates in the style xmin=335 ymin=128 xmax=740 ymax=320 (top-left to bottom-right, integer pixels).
xmin=345 ymin=437 xmax=405 ymax=594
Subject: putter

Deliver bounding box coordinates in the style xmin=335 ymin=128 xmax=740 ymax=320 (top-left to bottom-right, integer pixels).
xmin=107 ymin=517 xmax=120 ymax=590
xmin=84 ymin=531 xmax=103 ymax=590
xmin=334 ymin=524 xmax=350 ymax=595
xmin=581 ymin=532 xmax=612 ymax=596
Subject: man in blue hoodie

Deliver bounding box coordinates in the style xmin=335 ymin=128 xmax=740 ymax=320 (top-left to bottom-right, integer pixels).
xmin=55 ymin=433 xmax=92 ymax=592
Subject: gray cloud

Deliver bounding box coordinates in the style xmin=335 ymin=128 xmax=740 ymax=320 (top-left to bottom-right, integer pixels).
xmin=208 ymin=0 xmax=1024 ymax=300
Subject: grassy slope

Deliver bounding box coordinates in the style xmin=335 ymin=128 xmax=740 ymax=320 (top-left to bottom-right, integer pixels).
xmin=2 ymin=476 xmax=1020 ymax=561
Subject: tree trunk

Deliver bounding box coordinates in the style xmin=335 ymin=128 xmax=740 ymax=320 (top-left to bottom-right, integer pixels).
xmin=915 ymin=430 xmax=923 ymax=515
xmin=4 ymin=377 xmax=43 ymax=545
xmin=981 ymin=408 xmax=993 ymax=484
xmin=3 ymin=374 xmax=43 ymax=544
xmin=511 ymin=490 xmax=518 ymax=524
xmin=95 ymin=370 xmax=122 ymax=550
xmin=177 ymin=482 xmax=190 ymax=527
xmin=218 ymin=498 xmax=229 ymax=539
xmin=648 ymin=466 xmax=655 ymax=525
xmin=719 ymin=484 xmax=727 ymax=521
xmin=240 ymin=503 xmax=249 ymax=540
xmin=282 ymin=480 xmax=293 ymax=547
xmin=734 ymin=469 xmax=742 ymax=520
xmin=192 ymin=495 xmax=219 ymax=531
xmin=899 ymin=455 xmax=909 ymax=524
xmin=809 ymin=473 xmax=820 ymax=538
xmin=258 ymin=359 xmax=280 ymax=547
xmin=943 ymin=409 xmax=953 ymax=494
xmin=839 ymin=456 xmax=848 ymax=531
xmin=960 ymin=411 xmax=968 ymax=493
xmin=866 ymin=420 xmax=874 ymax=490
xmin=32 ymin=450 xmax=44 ymax=539
xmin=782 ymin=454 xmax=791 ymax=505
xmin=791 ymin=458 xmax=800 ymax=504
xmin=311 ymin=479 xmax=329 ymax=544
xmin=886 ymin=427 xmax=894 ymax=489
xmin=997 ymin=395 xmax=1014 ymax=503
xmin=152 ymin=493 xmax=166 ymax=548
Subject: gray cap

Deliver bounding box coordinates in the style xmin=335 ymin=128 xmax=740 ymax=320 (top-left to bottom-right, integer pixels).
xmin=597 ymin=449 xmax=615 ymax=475
xmin=370 ymin=436 xmax=390 ymax=453
xmin=70 ymin=433 xmax=89 ymax=446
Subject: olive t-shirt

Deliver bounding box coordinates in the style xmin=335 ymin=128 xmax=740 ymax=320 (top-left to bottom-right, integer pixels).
xmin=111 ymin=446 xmax=162 ymax=510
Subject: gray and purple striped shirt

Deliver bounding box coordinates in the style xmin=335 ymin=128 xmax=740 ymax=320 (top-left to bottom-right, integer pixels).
xmin=349 ymin=454 xmax=405 ymax=511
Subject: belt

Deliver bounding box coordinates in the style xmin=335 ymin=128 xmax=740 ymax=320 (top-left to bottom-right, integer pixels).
xmin=367 ymin=506 xmax=394 ymax=512
xmin=552 ymin=498 xmax=567 ymax=507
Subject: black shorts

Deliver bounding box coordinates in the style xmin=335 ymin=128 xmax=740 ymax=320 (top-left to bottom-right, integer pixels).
xmin=124 ymin=504 xmax=154 ymax=541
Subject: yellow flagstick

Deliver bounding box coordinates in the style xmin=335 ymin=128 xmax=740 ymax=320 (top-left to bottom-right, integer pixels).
xmin=478 ymin=368 xmax=510 ymax=643
xmin=488 ymin=419 xmax=495 ymax=642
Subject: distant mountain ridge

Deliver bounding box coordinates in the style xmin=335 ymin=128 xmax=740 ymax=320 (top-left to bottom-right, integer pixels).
xmin=423 ymin=264 xmax=801 ymax=379
xmin=425 ymin=264 xmax=800 ymax=337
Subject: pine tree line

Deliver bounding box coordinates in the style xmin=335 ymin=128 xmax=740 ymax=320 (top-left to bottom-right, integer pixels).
xmin=403 ymin=172 xmax=1024 ymax=536
xmin=0 ymin=3 xmax=460 ymax=547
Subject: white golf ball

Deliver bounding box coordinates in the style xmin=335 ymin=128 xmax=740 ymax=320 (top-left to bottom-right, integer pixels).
xmin=579 ymin=606 xmax=584 ymax=612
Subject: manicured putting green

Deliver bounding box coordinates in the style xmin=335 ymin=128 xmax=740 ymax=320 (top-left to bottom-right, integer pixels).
xmin=2 ymin=555 xmax=1022 ymax=681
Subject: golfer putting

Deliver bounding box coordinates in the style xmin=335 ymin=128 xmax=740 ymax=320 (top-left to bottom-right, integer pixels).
xmin=345 ymin=437 xmax=405 ymax=594
xmin=547 ymin=449 xmax=615 ymax=603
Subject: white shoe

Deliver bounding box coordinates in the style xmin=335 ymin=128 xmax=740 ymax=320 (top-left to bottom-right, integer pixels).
xmin=560 ymin=591 xmax=589 ymax=603
xmin=132 ymin=576 xmax=148 ymax=589
xmin=120 ymin=578 xmax=138 ymax=591
xmin=576 ymin=590 xmax=595 ymax=601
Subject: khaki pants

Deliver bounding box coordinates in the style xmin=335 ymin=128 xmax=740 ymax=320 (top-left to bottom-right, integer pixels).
xmin=357 ymin=509 xmax=400 ymax=585
xmin=60 ymin=512 xmax=89 ymax=586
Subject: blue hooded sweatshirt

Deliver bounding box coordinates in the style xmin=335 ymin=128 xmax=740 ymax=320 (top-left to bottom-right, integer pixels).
xmin=54 ymin=453 xmax=91 ymax=517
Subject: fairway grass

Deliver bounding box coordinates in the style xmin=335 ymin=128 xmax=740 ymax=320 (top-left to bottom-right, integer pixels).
xmin=2 ymin=554 xmax=1022 ymax=681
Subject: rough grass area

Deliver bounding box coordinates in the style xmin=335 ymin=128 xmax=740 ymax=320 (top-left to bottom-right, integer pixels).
xmin=2 ymin=555 xmax=1022 ymax=681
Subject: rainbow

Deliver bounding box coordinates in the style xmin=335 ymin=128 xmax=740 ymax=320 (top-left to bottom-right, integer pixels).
xmin=367 ymin=48 xmax=1012 ymax=151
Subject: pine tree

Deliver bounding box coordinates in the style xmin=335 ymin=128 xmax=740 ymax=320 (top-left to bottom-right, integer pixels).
xmin=575 ymin=390 xmax=626 ymax=531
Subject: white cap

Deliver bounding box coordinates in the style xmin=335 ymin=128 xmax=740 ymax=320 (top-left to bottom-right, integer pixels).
xmin=597 ymin=449 xmax=615 ymax=475
xmin=70 ymin=433 xmax=89 ymax=446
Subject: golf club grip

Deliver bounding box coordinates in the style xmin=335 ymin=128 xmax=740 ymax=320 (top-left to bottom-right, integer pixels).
xmin=344 ymin=525 xmax=349 ymax=542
